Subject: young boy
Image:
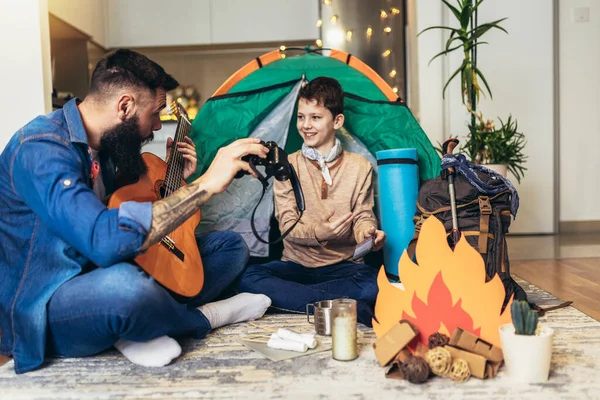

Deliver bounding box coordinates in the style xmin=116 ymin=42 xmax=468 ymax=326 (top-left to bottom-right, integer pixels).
xmin=237 ymin=77 xmax=386 ymax=326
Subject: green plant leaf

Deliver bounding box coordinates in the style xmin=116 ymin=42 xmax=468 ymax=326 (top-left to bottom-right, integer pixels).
xmin=418 ymin=25 xmax=461 ymax=36
xmin=459 ymin=0 xmax=472 ymax=29
xmin=474 ymin=67 xmax=493 ymax=99
xmin=445 ymin=30 xmax=457 ymax=49
xmin=428 ymin=43 xmax=464 ymax=65
xmin=468 ymin=18 xmax=509 ymax=40
xmin=443 ymin=59 xmax=467 ymax=98
xmin=445 ymin=30 xmax=469 ymax=50
xmin=442 ymin=0 xmax=462 ymax=22
xmin=465 ymin=41 xmax=489 ymax=51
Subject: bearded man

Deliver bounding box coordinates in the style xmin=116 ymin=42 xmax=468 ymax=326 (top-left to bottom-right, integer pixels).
xmin=0 ymin=49 xmax=271 ymax=374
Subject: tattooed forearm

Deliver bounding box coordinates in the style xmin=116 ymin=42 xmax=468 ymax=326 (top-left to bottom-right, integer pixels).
xmin=140 ymin=182 xmax=212 ymax=250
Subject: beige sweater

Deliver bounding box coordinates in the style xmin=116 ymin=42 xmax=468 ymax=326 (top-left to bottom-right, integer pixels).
xmin=274 ymin=150 xmax=378 ymax=267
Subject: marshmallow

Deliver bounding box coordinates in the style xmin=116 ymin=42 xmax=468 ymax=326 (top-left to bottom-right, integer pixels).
xmin=267 ymin=337 xmax=308 ymax=353
xmin=277 ymin=328 xmax=317 ymax=349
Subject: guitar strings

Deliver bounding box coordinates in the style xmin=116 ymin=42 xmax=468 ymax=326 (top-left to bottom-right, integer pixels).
xmin=173 ymin=119 xmax=190 ymax=191
xmin=164 ymin=117 xmax=191 ymax=197
xmin=165 ymin=123 xmax=179 ymax=197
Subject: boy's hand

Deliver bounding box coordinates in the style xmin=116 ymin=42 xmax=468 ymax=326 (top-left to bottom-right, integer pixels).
xmin=315 ymin=209 xmax=355 ymax=242
xmin=363 ymin=226 xmax=386 ymax=251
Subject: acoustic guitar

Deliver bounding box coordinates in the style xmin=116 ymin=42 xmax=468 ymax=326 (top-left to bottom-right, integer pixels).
xmin=108 ymin=102 xmax=204 ymax=297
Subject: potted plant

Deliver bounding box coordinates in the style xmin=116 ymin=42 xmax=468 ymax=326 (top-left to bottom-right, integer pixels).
xmin=499 ymin=300 xmax=554 ymax=383
xmin=463 ymin=115 xmax=527 ymax=182
xmin=420 ymin=0 xmax=527 ymax=182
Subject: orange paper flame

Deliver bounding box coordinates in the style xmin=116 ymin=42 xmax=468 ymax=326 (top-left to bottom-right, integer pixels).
xmin=374 ymin=216 xmax=512 ymax=348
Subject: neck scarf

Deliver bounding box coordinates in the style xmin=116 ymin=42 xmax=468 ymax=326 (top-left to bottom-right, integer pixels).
xmin=301 ymin=138 xmax=343 ymax=185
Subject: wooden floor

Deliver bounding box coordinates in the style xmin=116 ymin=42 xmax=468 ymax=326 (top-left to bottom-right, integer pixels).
xmin=512 ymin=257 xmax=600 ymax=321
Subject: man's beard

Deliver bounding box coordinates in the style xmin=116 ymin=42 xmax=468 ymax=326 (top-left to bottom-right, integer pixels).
xmin=99 ymin=115 xmax=152 ymax=186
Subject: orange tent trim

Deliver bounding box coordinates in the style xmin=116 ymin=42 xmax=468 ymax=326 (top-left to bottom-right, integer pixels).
xmin=211 ymin=50 xmax=281 ymax=97
xmin=211 ymin=48 xmax=399 ymax=102
xmin=329 ymin=50 xmax=399 ymax=102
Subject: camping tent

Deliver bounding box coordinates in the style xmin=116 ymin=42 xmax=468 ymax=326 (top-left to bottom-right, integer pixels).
xmin=189 ymin=48 xmax=440 ymax=257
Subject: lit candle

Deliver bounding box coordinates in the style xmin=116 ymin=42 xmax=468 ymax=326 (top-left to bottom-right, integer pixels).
xmin=332 ymin=316 xmax=357 ymax=360
xmin=331 ymin=299 xmax=358 ymax=361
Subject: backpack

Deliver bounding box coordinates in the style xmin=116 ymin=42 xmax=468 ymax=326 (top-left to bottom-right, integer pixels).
xmin=407 ymin=168 xmax=527 ymax=308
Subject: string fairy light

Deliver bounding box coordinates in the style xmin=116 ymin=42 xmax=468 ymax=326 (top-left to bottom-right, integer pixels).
xmin=280 ymin=45 xmax=286 ymax=51
xmin=316 ymin=1 xmax=403 ymax=97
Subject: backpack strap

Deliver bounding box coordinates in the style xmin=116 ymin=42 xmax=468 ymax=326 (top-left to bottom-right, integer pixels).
xmin=416 ymin=190 xmax=509 ymax=217
xmin=478 ymin=196 xmax=493 ymax=253
xmin=407 ymin=213 xmax=429 ymax=258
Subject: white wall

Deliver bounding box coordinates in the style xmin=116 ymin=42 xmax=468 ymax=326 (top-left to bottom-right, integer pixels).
xmin=414 ymin=0 xmax=556 ymax=234
xmin=107 ymin=0 xmax=211 ymax=47
xmin=559 ymin=0 xmax=600 ymax=221
xmin=48 ymin=0 xmax=107 ymax=47
xmin=107 ymin=0 xmax=318 ymax=48
xmin=211 ymin=0 xmax=318 ymax=44
xmin=0 ymin=0 xmax=53 ymax=151
xmin=412 ymin=0 xmax=445 ymax=147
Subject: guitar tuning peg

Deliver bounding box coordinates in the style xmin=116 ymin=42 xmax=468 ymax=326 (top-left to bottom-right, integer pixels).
xmin=169 ymin=101 xmax=180 ymax=118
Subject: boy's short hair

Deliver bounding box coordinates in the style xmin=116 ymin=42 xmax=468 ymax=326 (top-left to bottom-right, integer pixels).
xmin=89 ymin=49 xmax=179 ymax=98
xmin=298 ymin=77 xmax=344 ymax=117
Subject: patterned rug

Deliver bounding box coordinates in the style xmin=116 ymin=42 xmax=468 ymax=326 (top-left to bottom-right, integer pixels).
xmin=1 ymin=277 xmax=599 ymax=400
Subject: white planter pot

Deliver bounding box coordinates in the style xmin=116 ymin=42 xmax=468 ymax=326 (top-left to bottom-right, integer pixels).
xmin=499 ymin=323 xmax=554 ymax=383
xmin=483 ymin=164 xmax=508 ymax=177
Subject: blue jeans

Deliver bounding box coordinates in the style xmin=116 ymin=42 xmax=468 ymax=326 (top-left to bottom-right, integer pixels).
xmin=237 ymin=260 xmax=379 ymax=326
xmin=46 ymin=231 xmax=249 ymax=358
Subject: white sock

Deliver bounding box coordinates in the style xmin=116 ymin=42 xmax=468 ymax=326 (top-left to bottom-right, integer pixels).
xmin=115 ymin=335 xmax=181 ymax=367
xmin=198 ymin=293 xmax=271 ymax=329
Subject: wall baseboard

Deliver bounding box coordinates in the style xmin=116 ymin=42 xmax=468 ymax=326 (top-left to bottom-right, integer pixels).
xmin=559 ymin=220 xmax=600 ymax=234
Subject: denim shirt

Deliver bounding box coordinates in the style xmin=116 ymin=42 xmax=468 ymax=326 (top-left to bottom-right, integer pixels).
xmin=0 ymin=99 xmax=152 ymax=373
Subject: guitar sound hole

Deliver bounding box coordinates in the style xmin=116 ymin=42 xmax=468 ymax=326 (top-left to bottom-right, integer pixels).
xmin=159 ymin=185 xmax=167 ymax=199
xmin=154 ymin=180 xmax=166 ymax=199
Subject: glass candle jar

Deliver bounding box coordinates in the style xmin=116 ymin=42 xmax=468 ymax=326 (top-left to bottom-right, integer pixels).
xmin=331 ymin=299 xmax=358 ymax=361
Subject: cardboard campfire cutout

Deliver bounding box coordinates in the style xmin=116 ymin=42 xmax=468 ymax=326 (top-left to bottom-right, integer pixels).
xmin=374 ymin=216 xmax=512 ymax=348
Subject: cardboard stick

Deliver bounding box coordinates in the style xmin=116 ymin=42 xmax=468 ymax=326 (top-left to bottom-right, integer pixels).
xmin=248 ymin=322 xmax=276 ymax=332
xmin=244 ymin=338 xmax=269 ymax=344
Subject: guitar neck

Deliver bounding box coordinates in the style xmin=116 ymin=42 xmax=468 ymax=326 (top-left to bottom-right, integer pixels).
xmin=163 ymin=111 xmax=192 ymax=197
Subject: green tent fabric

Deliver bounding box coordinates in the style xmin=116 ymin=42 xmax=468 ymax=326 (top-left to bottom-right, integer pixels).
xmin=189 ymin=52 xmax=440 ymax=183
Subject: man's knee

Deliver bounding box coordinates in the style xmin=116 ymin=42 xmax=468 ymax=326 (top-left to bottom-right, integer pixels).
xmin=95 ymin=263 xmax=166 ymax=317
xmin=225 ymin=230 xmax=250 ymax=255
xmin=220 ymin=231 xmax=250 ymax=269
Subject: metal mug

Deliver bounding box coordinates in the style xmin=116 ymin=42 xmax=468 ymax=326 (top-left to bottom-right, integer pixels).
xmin=306 ymin=300 xmax=333 ymax=336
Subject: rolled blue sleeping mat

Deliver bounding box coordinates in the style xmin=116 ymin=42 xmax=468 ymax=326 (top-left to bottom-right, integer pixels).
xmin=376 ymin=148 xmax=419 ymax=281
